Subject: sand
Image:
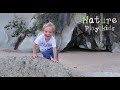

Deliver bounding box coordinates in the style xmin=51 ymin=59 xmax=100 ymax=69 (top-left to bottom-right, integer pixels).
xmin=1 ymin=48 xmax=120 ymax=77
xmin=59 ymin=49 xmax=120 ymax=77
xmin=0 ymin=48 xmax=84 ymax=77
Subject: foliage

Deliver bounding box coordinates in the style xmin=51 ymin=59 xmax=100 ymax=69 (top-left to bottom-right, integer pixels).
xmin=4 ymin=13 xmax=60 ymax=37
xmin=4 ymin=15 xmax=29 ymax=37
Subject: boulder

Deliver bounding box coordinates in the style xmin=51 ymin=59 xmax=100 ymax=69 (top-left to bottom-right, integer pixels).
xmin=111 ymin=42 xmax=120 ymax=53
xmin=61 ymin=13 xmax=120 ymax=52
xmin=0 ymin=13 xmax=35 ymax=48
xmin=58 ymin=13 xmax=86 ymax=51
xmin=18 ymin=31 xmax=42 ymax=52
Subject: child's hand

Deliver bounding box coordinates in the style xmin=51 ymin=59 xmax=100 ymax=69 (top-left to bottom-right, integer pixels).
xmin=32 ymin=53 xmax=38 ymax=59
xmin=53 ymin=59 xmax=59 ymax=63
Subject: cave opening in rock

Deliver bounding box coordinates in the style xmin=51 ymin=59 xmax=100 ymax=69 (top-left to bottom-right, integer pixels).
xmin=62 ymin=22 xmax=109 ymax=52
xmin=62 ymin=23 xmax=88 ymax=52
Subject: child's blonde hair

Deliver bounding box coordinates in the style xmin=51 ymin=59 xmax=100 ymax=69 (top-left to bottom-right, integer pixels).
xmin=42 ymin=22 xmax=55 ymax=33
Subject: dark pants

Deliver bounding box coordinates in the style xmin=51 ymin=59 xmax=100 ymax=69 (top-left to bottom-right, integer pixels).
xmin=41 ymin=48 xmax=53 ymax=60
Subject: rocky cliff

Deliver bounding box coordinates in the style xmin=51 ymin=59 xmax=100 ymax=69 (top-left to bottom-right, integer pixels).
xmin=1 ymin=13 xmax=120 ymax=53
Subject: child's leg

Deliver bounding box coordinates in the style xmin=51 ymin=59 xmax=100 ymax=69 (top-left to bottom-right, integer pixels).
xmin=49 ymin=48 xmax=53 ymax=58
xmin=41 ymin=48 xmax=53 ymax=60
xmin=50 ymin=48 xmax=59 ymax=61
xmin=41 ymin=48 xmax=59 ymax=61
xmin=48 ymin=48 xmax=59 ymax=60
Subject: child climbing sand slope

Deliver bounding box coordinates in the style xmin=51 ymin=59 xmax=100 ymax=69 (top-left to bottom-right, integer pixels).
xmin=32 ymin=22 xmax=59 ymax=63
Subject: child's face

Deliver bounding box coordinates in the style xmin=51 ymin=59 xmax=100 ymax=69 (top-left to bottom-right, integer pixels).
xmin=43 ymin=26 xmax=54 ymax=39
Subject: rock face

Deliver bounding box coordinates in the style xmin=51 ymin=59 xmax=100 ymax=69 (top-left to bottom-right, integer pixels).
xmin=0 ymin=50 xmax=83 ymax=77
xmin=18 ymin=31 xmax=43 ymax=52
xmin=0 ymin=13 xmax=35 ymax=49
xmin=58 ymin=13 xmax=86 ymax=51
xmin=18 ymin=36 xmax=35 ymax=52
xmin=107 ymin=13 xmax=120 ymax=52
xmin=0 ymin=13 xmax=14 ymax=48
xmin=62 ymin=13 xmax=120 ymax=52
xmin=1 ymin=13 xmax=120 ymax=53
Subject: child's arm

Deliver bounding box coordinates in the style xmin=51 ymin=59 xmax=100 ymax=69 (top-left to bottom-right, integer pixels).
xmin=32 ymin=42 xmax=38 ymax=58
xmin=53 ymin=47 xmax=59 ymax=63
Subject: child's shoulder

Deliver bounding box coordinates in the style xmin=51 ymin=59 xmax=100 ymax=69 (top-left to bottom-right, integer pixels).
xmin=37 ymin=34 xmax=44 ymax=38
xmin=51 ymin=35 xmax=56 ymax=40
xmin=36 ymin=34 xmax=44 ymax=40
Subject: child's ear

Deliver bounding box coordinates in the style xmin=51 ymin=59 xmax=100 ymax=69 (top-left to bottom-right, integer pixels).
xmin=53 ymin=32 xmax=55 ymax=36
xmin=53 ymin=31 xmax=55 ymax=34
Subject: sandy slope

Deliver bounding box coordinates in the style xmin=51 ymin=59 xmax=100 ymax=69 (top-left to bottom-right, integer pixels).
xmin=0 ymin=48 xmax=84 ymax=77
xmin=1 ymin=48 xmax=120 ymax=77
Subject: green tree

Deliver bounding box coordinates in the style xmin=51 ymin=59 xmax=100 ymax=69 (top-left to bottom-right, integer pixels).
xmin=4 ymin=15 xmax=29 ymax=49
